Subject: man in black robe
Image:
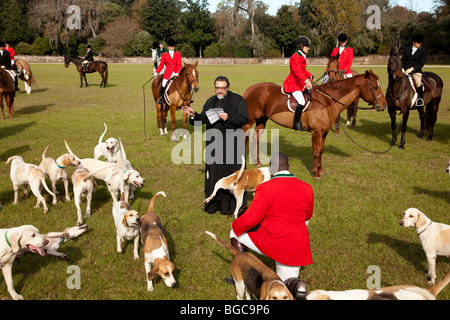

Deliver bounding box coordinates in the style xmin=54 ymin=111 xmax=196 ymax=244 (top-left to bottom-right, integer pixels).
xmin=182 ymin=76 xmax=249 ymax=215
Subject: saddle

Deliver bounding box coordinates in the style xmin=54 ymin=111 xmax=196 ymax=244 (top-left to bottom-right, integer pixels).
xmin=281 ymin=87 xmax=311 ymax=112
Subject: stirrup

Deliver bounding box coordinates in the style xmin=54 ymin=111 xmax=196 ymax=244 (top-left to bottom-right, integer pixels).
xmin=416 ymin=98 xmax=424 ymax=107
xmin=157 ymin=96 xmax=163 ymax=104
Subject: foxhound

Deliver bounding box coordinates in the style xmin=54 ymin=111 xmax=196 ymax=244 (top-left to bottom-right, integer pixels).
xmin=205 ymin=231 xmax=294 ymax=300
xmin=93 ymin=122 xmax=123 ymax=163
xmin=39 ymin=144 xmax=80 ymax=205
xmin=5 ymin=156 xmax=55 ymax=213
xmin=0 ymin=225 xmax=49 ymax=300
xmin=204 ymin=155 xmax=271 ymax=218
xmin=113 ymin=192 xmax=141 ymax=259
xmin=140 ymin=191 xmax=176 ymax=292
xmin=400 ymin=207 xmax=450 ymax=284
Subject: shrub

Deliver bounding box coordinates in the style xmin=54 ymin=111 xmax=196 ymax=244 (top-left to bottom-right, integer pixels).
xmin=204 ymin=43 xmax=221 ymax=57
xmin=30 ymin=37 xmax=52 ymax=55
xmin=15 ymin=42 xmax=32 ymax=55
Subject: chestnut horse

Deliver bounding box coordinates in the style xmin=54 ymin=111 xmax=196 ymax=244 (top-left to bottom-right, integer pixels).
xmin=152 ymin=61 xmax=199 ymax=142
xmin=64 ymin=55 xmax=108 ymax=88
xmin=15 ymin=58 xmax=37 ymax=94
xmin=243 ymin=70 xmax=387 ymax=179
xmin=386 ymin=49 xmax=443 ymax=149
xmin=325 ymin=55 xmax=360 ymax=135
xmin=0 ymin=68 xmax=16 ymax=119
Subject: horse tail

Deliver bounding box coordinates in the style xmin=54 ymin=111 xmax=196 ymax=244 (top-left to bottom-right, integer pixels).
xmin=424 ymin=102 xmax=433 ymax=132
xmin=104 ymin=63 xmax=108 ymax=86
xmin=31 ymin=72 xmax=37 ymax=88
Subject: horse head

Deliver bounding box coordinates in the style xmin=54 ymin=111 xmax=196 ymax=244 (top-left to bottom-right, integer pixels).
xmin=184 ymin=61 xmax=199 ymax=93
xmin=151 ymin=49 xmax=157 ymax=63
xmin=360 ymin=70 xmax=387 ymax=111
xmin=388 ymin=48 xmax=403 ymax=81
xmin=64 ymin=56 xmax=71 ymax=68
xmin=326 ymin=55 xmax=340 ymax=81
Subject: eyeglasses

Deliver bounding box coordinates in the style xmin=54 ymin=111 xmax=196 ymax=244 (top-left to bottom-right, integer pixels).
xmin=215 ymin=86 xmax=228 ymax=90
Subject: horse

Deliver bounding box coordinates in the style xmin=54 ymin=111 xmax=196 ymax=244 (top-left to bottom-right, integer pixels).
xmin=15 ymin=59 xmax=37 ymax=94
xmin=325 ymin=55 xmax=360 ymax=135
xmin=64 ymin=55 xmax=108 ymax=88
xmin=152 ymin=61 xmax=199 ymax=142
xmin=386 ymin=49 xmax=443 ymax=149
xmin=0 ymin=68 xmax=16 ymax=119
xmin=242 ymin=70 xmax=387 ymax=179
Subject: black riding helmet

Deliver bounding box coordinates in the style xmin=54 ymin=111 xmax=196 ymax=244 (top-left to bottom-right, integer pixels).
xmin=296 ymin=36 xmax=311 ymax=48
xmin=338 ymin=33 xmax=348 ymax=43
xmin=167 ymin=38 xmax=176 ymax=47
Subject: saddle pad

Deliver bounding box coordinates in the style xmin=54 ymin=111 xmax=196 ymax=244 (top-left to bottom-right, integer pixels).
xmin=281 ymin=86 xmax=310 ymax=112
xmin=4 ymin=69 xmax=15 ymax=81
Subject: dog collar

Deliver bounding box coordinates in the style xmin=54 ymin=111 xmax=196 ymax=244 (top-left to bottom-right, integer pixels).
xmin=5 ymin=231 xmax=11 ymax=247
xmin=55 ymin=159 xmax=65 ymax=169
xmin=417 ymin=221 xmax=432 ymax=236
xmin=59 ymin=236 xmax=65 ymax=245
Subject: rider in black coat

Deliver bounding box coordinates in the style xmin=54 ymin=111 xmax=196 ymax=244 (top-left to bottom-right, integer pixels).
xmin=402 ymin=34 xmax=427 ymax=107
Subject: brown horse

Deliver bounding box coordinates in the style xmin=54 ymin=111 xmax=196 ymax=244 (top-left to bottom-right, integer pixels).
xmin=325 ymin=55 xmax=360 ymax=135
xmin=15 ymin=59 xmax=37 ymax=94
xmin=243 ymin=70 xmax=387 ymax=179
xmin=64 ymin=55 xmax=108 ymax=88
xmin=0 ymin=68 xmax=16 ymax=119
xmin=152 ymin=61 xmax=199 ymax=142
xmin=386 ymin=49 xmax=443 ymax=149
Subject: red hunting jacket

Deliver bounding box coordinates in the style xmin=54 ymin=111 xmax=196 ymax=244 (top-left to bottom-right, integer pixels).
xmin=232 ymin=172 xmax=314 ymax=266
xmin=4 ymin=46 xmax=14 ymax=61
xmin=331 ymin=46 xmax=354 ymax=74
xmin=155 ymin=50 xmax=182 ymax=80
xmin=283 ymin=50 xmax=312 ymax=93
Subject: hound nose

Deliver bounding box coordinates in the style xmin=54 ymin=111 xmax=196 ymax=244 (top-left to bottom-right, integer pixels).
xmin=399 ymin=220 xmax=404 ymax=226
xmin=136 ymin=217 xmax=141 ymax=223
xmin=171 ymin=281 xmax=177 ymax=288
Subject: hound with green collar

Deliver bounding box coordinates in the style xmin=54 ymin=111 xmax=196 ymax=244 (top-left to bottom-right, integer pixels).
xmin=39 ymin=144 xmax=81 ymax=205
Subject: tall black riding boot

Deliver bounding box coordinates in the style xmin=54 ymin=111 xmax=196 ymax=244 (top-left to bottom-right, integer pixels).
xmin=416 ymin=85 xmax=424 ymax=107
xmin=84 ymin=64 xmax=89 ymax=73
xmin=293 ymin=104 xmax=306 ymax=131
xmin=14 ymin=76 xmax=20 ymax=91
xmin=157 ymin=85 xmax=165 ymax=104
xmin=284 ymin=277 xmax=307 ymax=300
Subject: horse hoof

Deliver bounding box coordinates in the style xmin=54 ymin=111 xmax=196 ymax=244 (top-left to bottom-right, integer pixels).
xmin=399 ymin=145 xmax=404 ymax=150
xmin=335 ymin=131 xmax=340 ymax=136
xmin=314 ymin=176 xmax=322 ymax=180
xmin=426 ymin=137 xmax=433 ymax=141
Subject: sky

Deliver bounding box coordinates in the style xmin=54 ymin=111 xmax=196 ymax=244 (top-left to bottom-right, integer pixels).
xmin=206 ymin=0 xmax=437 ymax=16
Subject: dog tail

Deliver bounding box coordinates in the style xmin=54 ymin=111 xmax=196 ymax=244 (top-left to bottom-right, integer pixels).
xmin=205 ymin=231 xmax=240 ymax=257
xmin=42 ymin=144 xmax=49 ymax=160
xmin=40 ymin=176 xmax=55 ymax=197
xmin=232 ymin=155 xmax=246 ymax=187
xmin=83 ymin=165 xmax=115 ymax=182
xmin=147 ymin=191 xmax=166 ymax=213
xmin=119 ymin=137 xmax=127 ymax=159
xmin=99 ymin=122 xmax=107 ymax=144
xmin=428 ymin=270 xmax=450 ymax=298
xmin=64 ymin=139 xmax=82 ymax=163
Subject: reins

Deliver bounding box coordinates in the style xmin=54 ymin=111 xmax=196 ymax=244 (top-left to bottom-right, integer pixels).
xmin=311 ymin=80 xmax=396 ymax=154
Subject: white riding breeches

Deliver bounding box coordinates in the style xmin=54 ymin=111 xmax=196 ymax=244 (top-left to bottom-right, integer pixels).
xmin=292 ymin=91 xmax=305 ymax=106
xmin=230 ymin=229 xmax=301 ymax=281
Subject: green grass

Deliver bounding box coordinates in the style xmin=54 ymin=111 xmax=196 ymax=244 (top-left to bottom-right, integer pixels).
xmin=0 ymin=62 xmax=448 ymax=300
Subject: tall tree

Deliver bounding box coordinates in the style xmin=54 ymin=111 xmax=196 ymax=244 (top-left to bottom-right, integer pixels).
xmin=0 ymin=0 xmax=34 ymax=44
xmin=180 ymin=0 xmax=216 ymax=57
xmin=133 ymin=0 xmax=181 ymax=42
xmin=270 ymin=5 xmax=302 ymax=57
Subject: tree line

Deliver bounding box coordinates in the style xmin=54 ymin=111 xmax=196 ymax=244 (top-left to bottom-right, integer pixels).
xmin=0 ymin=0 xmax=448 ymax=59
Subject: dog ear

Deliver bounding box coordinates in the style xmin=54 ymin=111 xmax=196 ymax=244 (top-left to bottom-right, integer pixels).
xmin=148 ymin=266 xmax=159 ymax=281
xmin=122 ymin=213 xmax=128 ymax=227
xmin=62 ymin=156 xmax=72 ymax=166
xmin=7 ymin=230 xmax=23 ymax=253
xmin=414 ymin=212 xmax=427 ymax=229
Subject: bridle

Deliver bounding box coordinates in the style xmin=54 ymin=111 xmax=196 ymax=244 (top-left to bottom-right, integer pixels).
xmin=174 ymin=65 xmax=199 ymax=105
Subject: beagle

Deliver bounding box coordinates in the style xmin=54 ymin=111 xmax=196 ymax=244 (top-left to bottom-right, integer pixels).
xmin=205 ymin=231 xmax=294 ymax=300
xmin=140 ymin=191 xmax=176 ymax=292
xmin=5 ymin=156 xmax=55 ymax=213
xmin=93 ymin=122 xmax=123 ymax=163
xmin=400 ymin=207 xmax=450 ymax=284
xmin=307 ymin=270 xmax=450 ymax=300
xmin=39 ymin=144 xmax=80 ymax=205
xmin=112 ymin=192 xmax=141 ymax=259
xmin=204 ymin=155 xmax=271 ymax=218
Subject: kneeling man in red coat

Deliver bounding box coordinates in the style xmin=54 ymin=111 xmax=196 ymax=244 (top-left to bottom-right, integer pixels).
xmin=230 ymin=153 xmax=314 ymax=299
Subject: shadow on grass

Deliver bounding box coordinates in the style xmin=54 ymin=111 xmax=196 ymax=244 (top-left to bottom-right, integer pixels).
xmin=15 ymin=104 xmax=54 ymax=115
xmin=413 ymin=187 xmax=450 ymax=204
xmin=367 ymin=232 xmax=426 ymax=274
xmin=0 ymin=145 xmax=32 ymax=162
xmin=0 ymin=122 xmax=36 ymax=142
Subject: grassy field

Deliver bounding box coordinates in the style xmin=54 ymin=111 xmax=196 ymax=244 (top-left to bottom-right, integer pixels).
xmin=0 ymin=61 xmax=448 ymax=301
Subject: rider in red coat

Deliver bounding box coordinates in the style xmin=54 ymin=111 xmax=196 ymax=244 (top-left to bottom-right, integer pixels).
xmin=283 ymin=36 xmax=314 ymax=132
xmin=230 ymin=153 xmax=314 ymax=299
xmin=331 ymin=33 xmax=354 ymax=77
xmin=154 ymin=38 xmax=182 ymax=104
